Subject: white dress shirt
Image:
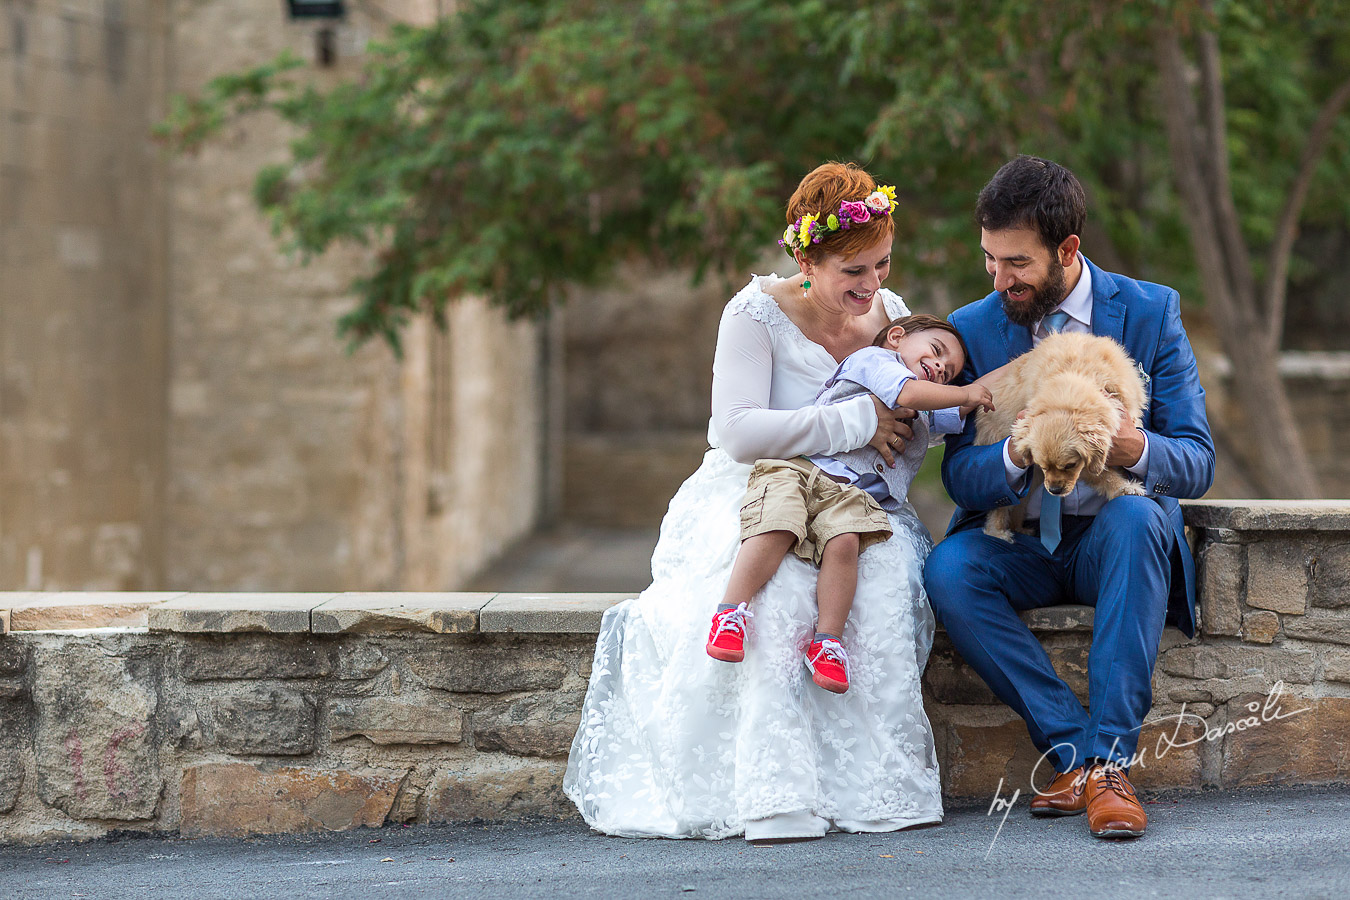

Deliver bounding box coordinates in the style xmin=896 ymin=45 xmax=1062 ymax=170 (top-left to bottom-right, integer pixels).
xmin=1001 ymin=261 xmax=1151 ymax=519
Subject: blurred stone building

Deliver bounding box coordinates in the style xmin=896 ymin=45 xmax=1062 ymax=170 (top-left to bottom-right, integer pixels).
xmin=1 ymin=0 xmax=553 ymax=591
xmin=6 ymin=1 xmax=1343 ymax=595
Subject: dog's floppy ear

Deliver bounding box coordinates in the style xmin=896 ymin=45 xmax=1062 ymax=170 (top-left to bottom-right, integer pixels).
xmin=1084 ymin=423 xmax=1112 ymax=475
xmin=1107 ymin=394 xmax=1127 ymax=422
xmin=1082 ymin=396 xmax=1125 ymax=476
xmin=1098 ymin=389 xmax=1127 ymax=419
xmin=1008 ymin=415 xmax=1036 ymax=464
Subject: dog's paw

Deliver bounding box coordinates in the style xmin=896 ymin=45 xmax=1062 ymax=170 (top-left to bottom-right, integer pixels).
xmin=982 ymin=524 xmax=1016 ymax=543
xmin=1121 ymin=480 xmax=1148 ymax=496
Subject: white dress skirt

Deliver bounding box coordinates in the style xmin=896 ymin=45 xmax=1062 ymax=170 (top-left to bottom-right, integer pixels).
xmin=563 ymin=277 xmax=944 ymax=839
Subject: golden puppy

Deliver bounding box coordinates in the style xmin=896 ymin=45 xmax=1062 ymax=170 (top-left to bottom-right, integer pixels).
xmin=975 ymin=332 xmax=1149 ymax=542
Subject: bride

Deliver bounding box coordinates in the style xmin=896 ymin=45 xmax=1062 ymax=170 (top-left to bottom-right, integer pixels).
xmin=564 ymin=162 xmax=943 ymax=841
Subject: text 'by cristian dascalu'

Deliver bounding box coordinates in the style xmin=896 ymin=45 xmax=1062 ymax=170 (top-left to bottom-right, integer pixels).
xmin=983 ymin=680 xmax=1310 ymax=857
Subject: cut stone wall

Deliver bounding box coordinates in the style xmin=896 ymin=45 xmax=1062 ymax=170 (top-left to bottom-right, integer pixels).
xmin=2 ymin=0 xmax=546 ymax=593
xmin=162 ymin=0 xmax=547 ymax=592
xmin=559 ymin=260 xmax=727 ymax=528
xmin=0 ymin=0 xmax=170 ymax=590
xmin=2 ymin=501 xmax=1350 ymax=842
xmin=0 ymin=590 xmax=618 ymax=841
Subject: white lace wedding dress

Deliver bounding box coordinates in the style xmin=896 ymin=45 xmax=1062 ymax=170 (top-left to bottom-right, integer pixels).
xmin=564 ymin=275 xmax=943 ymax=840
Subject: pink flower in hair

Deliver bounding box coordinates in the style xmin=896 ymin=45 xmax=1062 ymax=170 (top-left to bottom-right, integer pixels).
xmin=839 ymin=201 xmax=870 ymax=224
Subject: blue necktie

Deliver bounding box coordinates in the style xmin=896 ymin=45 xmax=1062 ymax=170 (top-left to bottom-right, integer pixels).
xmin=1038 ymin=311 xmax=1071 ymax=552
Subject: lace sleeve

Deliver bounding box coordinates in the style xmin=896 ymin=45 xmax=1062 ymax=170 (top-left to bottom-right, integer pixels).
xmin=710 ymin=302 xmax=876 ymax=464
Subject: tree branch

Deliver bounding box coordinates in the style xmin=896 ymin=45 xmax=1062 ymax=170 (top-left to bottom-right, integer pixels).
xmin=1264 ymin=74 xmax=1350 ymax=352
xmin=1196 ymin=27 xmax=1259 ymax=320
xmin=1158 ymin=25 xmax=1321 ymax=498
xmin=1155 ymin=28 xmax=1238 ymax=325
xmin=1023 ymin=28 xmax=1130 ymax=274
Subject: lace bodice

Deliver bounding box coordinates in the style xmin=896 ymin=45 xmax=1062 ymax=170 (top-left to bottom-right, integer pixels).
xmin=708 ymin=275 xmax=910 ymax=463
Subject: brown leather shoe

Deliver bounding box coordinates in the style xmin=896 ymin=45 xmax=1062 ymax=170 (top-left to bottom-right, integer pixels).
xmin=1030 ymin=766 xmax=1088 ymax=817
xmin=1085 ymin=764 xmax=1147 ymax=838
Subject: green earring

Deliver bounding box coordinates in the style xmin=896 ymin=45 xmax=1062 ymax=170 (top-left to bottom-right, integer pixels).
xmin=802 ymin=279 xmax=811 ymax=293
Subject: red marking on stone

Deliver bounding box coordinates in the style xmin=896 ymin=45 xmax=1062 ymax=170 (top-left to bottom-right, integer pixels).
xmin=63 ymin=729 xmax=90 ymax=802
xmin=104 ymin=723 xmax=146 ymax=801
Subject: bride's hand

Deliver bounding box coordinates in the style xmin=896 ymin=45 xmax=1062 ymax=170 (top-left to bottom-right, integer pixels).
xmin=869 ymin=394 xmax=916 ymax=468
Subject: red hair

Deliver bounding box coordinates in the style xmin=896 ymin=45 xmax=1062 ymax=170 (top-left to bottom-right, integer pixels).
xmin=785 ymin=162 xmax=896 ymax=263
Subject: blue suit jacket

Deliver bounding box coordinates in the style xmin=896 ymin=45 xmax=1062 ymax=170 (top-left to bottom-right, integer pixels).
xmin=942 ymin=257 xmax=1215 ymax=637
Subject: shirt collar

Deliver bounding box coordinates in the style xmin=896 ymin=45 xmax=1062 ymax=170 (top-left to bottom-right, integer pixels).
xmin=1040 ymin=257 xmax=1092 ymax=331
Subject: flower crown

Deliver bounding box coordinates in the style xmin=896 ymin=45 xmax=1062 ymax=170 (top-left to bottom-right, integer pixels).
xmin=779 ymin=185 xmax=898 ymax=257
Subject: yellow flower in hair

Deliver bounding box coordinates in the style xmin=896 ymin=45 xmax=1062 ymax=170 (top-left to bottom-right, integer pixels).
xmin=879 ymin=184 xmax=898 ymax=213
xmin=799 ymin=214 xmax=817 ymax=243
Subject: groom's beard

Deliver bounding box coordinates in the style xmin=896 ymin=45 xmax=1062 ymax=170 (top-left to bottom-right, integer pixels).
xmin=1001 ymin=259 xmax=1068 ymax=328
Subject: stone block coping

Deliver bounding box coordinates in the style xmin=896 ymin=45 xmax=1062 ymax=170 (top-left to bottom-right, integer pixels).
xmin=479 ymin=593 xmax=637 ymax=633
xmin=1020 ymin=604 xmax=1093 ymax=632
xmin=149 ymin=593 xmax=335 ymax=634
xmin=1182 ymin=499 xmax=1350 ymax=532
xmin=0 ymin=591 xmax=1100 ymax=637
xmin=312 ymin=593 xmax=491 ymax=634
xmin=6 ymin=591 xmax=187 ymax=631
xmin=0 ymin=592 xmax=641 ymax=636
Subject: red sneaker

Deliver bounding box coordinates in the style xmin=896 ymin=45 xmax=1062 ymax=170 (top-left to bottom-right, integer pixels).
xmin=706 ymin=603 xmax=753 ymax=662
xmin=805 ymin=638 xmax=850 ymax=693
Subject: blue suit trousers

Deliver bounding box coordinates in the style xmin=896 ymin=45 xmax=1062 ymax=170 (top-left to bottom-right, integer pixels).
xmin=924 ymin=495 xmax=1173 ymax=772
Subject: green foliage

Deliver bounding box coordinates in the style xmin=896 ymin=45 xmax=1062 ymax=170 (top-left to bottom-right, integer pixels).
xmin=159 ymin=0 xmax=1350 ymax=349
xmin=161 ymin=0 xmax=894 ymax=349
xmin=844 ymin=0 xmax=1350 ymax=308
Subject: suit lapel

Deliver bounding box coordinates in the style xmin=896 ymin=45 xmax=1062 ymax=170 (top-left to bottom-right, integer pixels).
xmin=1086 ymin=257 xmax=1125 ymax=343
xmin=1000 ymin=314 xmax=1033 ymax=365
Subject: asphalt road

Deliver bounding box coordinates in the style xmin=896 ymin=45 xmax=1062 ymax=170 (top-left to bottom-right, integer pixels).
xmin=2 ymin=785 xmax=1345 ymax=899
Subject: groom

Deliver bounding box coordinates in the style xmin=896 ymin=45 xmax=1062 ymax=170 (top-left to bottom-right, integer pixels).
xmin=924 ymin=155 xmax=1215 ymax=839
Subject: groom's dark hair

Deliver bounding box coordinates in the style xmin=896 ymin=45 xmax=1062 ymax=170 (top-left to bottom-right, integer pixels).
xmin=976 ymin=155 xmax=1086 ymax=254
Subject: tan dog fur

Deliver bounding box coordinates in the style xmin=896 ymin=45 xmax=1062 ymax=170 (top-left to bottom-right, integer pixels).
xmin=974 ymin=332 xmax=1149 ymax=541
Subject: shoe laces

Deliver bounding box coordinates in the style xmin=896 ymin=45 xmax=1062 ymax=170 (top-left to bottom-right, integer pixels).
xmin=712 ymin=602 xmax=753 ymax=639
xmin=808 ymin=638 xmax=851 ymax=680
xmin=1091 ymin=763 xmax=1135 ymax=798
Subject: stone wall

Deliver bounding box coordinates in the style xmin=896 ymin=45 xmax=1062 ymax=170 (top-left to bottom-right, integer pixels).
xmin=161 ymin=0 xmax=548 ymax=592
xmin=560 ymin=261 xmax=748 ymax=527
xmin=0 ymin=590 xmax=616 ymax=841
xmin=1259 ymin=355 xmax=1350 ymax=495
xmin=1 ymin=0 xmax=170 ymax=590
xmin=2 ymin=502 xmax=1350 ymax=842
xmin=2 ymin=0 xmax=548 ymax=593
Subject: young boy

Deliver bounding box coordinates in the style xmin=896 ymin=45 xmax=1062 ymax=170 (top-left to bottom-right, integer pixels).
xmin=705 ymin=314 xmax=994 ymax=693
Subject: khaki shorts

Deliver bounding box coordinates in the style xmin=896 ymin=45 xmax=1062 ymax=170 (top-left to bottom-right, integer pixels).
xmin=739 ymin=457 xmax=893 ymax=566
